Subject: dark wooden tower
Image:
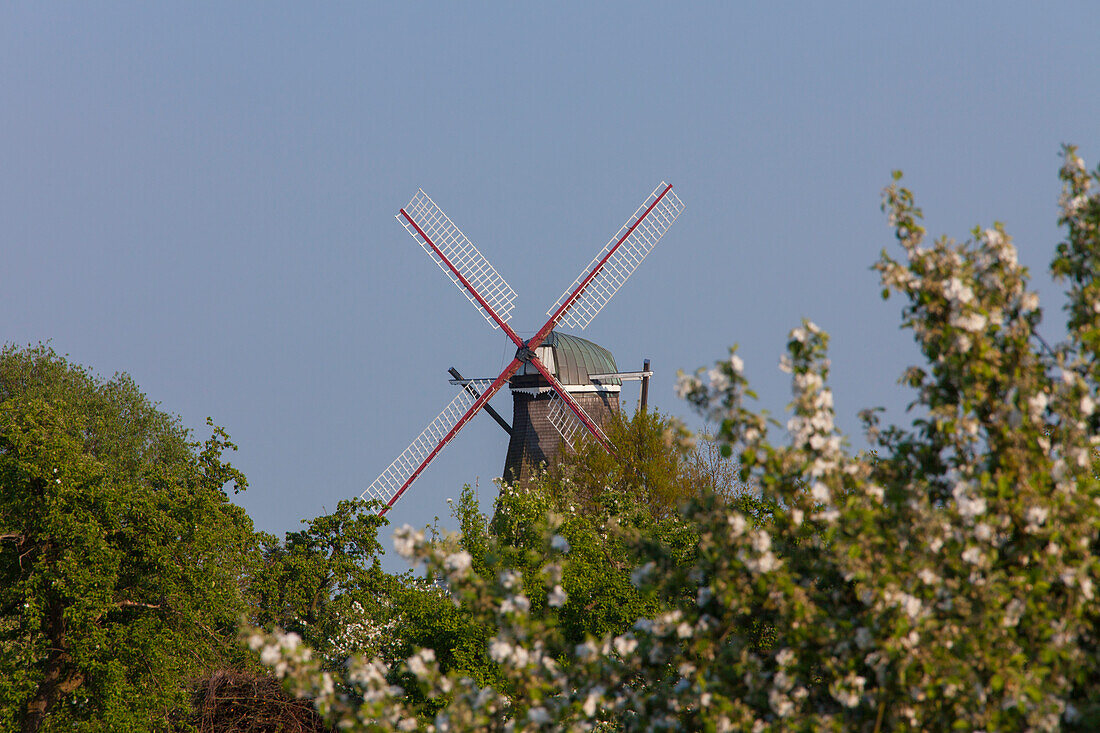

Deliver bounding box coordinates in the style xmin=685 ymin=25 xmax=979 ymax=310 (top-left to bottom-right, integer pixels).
xmin=503 ymin=331 xmax=621 ymax=484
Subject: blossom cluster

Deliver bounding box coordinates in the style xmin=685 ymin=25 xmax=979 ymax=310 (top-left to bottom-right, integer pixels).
xmin=246 ymin=152 xmax=1100 ymax=731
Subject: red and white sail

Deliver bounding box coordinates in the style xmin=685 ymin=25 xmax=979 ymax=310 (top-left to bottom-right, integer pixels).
xmin=362 ymin=378 xmax=496 ymax=507
xmin=547 ymin=182 xmax=683 ymax=330
xmin=398 ymin=189 xmax=518 ymax=330
xmin=545 ymin=389 xmax=608 ymax=450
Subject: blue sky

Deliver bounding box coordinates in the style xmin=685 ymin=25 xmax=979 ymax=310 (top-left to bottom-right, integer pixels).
xmin=4 ymin=3 xmax=1099 ymax=569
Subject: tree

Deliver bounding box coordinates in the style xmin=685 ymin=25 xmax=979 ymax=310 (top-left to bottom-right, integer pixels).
xmin=542 ymin=408 xmax=751 ymax=521
xmin=248 ymin=498 xmax=395 ymax=667
xmin=249 ymin=148 xmax=1100 ymax=730
xmin=479 ymin=410 xmax=763 ymax=648
xmin=0 ymin=345 xmax=258 ymax=732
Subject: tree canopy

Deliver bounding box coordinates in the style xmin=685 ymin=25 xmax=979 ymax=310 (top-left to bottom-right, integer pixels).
xmin=0 ymin=345 xmax=258 ymax=732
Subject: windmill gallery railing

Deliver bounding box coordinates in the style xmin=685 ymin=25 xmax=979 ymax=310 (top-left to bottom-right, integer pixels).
xmin=363 ymin=183 xmax=683 ymax=514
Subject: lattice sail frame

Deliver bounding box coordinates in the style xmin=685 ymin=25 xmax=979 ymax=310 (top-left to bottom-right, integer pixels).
xmin=399 ymin=189 xmax=518 ymax=328
xmin=546 ymin=390 xmax=607 ymax=449
xmin=361 ymin=379 xmax=495 ymax=506
xmin=548 ymin=182 xmax=684 ymax=330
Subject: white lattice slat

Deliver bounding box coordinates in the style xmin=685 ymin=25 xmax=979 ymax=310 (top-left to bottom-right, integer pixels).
xmin=362 ymin=379 xmax=494 ymax=507
xmin=548 ymin=183 xmax=684 ymax=330
xmin=399 ymin=190 xmax=517 ymax=328
xmin=546 ymin=391 xmax=607 ymax=449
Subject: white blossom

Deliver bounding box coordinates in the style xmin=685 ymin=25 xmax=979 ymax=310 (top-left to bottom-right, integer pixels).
xmin=953 ymin=481 xmax=987 ymax=519
xmin=548 ymin=585 xmax=567 ymax=607
xmin=769 ymin=688 xmax=794 ymax=717
xmin=444 ymin=550 xmax=472 ymax=577
xmin=1066 ymin=194 xmax=1090 ymax=216
xmin=943 ymin=277 xmax=975 ymax=305
xmin=260 ymin=644 xmax=281 ymax=666
xmin=727 ymin=513 xmax=748 ymax=537
xmin=886 ymin=590 xmax=924 ymax=620
xmin=500 ymin=570 xmax=523 ymax=590
xmin=708 ymin=367 xmax=731 ymax=392
xmin=830 ymin=673 xmax=866 ymax=708
xmin=1025 ymin=505 xmax=1049 ymax=533
xmin=582 ymin=691 xmax=600 ymax=717
xmin=407 ymin=649 xmax=435 ymax=679
xmin=950 ymin=311 xmax=987 ymax=333
xmin=489 ymin=638 xmax=512 ymax=664
xmin=1028 ymin=392 xmax=1049 ymax=420
xmin=500 ymin=594 xmax=530 ymax=616
xmin=575 ymin=640 xmax=599 ymax=662
xmin=674 ymin=372 xmax=702 ymax=399
xmin=394 ymin=525 xmax=425 ymax=559
xmin=613 ymin=634 xmax=638 ymax=656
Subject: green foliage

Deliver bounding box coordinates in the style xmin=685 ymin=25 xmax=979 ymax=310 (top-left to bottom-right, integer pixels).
xmin=247 ymin=496 xmax=497 ymax=719
xmin=249 ymin=498 xmax=393 ymax=666
xmin=544 ymin=409 xmax=751 ymax=520
xmin=0 ymin=344 xmax=258 ymax=732
xmin=250 ymin=148 xmax=1100 ymax=731
xmin=476 ymin=409 xmax=763 ymax=649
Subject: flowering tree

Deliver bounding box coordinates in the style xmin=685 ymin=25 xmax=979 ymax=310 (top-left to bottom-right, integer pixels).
xmin=249 ymin=498 xmax=399 ymax=667
xmin=248 ymin=149 xmax=1100 ymax=731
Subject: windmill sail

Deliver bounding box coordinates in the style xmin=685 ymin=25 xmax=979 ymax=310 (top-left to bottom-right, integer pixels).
xmin=547 ymin=182 xmax=683 ymax=330
xmin=362 ymin=379 xmax=495 ymax=508
xmin=398 ymin=190 xmax=517 ymax=329
xmin=546 ymin=389 xmax=607 ymax=448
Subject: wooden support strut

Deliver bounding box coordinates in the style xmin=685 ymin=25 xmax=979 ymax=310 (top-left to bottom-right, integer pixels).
xmin=448 ymin=367 xmax=512 ymax=435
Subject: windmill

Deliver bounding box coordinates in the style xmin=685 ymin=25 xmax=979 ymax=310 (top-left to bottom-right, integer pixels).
xmin=362 ymin=183 xmax=684 ymax=515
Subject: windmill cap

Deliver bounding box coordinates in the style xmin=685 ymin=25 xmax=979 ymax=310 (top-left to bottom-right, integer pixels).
xmin=512 ymin=331 xmax=621 ymax=388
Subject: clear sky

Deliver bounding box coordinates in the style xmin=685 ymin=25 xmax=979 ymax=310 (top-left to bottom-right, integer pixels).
xmin=4 ymin=3 xmax=1099 ymax=570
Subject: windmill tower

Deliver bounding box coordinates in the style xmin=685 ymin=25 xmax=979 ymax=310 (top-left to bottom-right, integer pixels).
xmin=503 ymin=330 xmax=622 ymax=484
xmin=363 ymin=183 xmax=683 ymax=514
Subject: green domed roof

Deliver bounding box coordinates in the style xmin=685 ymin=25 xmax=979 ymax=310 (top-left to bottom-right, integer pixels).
xmin=541 ymin=331 xmax=619 ymax=386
